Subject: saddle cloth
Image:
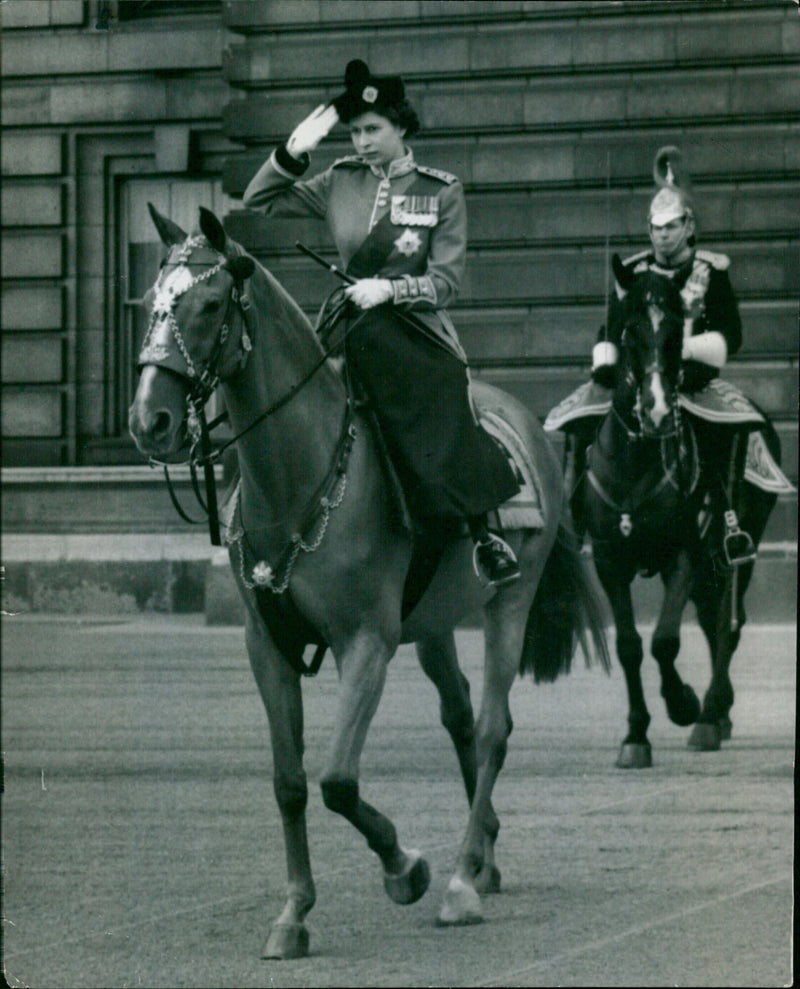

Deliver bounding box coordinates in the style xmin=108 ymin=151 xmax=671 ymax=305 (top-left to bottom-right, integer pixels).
xmin=478 ymin=408 xmax=545 ymax=530
xmin=543 ymin=378 xmax=792 ymax=496
xmin=744 ymin=430 xmax=795 ymax=494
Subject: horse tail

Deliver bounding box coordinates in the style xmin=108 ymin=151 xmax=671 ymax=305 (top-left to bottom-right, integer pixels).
xmin=519 ymin=519 xmax=611 ymax=683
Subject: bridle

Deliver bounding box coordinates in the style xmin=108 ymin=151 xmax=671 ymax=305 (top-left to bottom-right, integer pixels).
xmin=586 ymin=299 xmax=699 ymax=535
xmin=138 ymin=236 xmax=360 ymax=552
xmin=139 ymin=236 xmax=257 ymax=545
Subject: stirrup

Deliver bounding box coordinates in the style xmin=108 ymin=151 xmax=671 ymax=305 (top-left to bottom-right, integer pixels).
xmin=472 ymin=533 xmax=521 ymax=587
xmin=722 ymin=509 xmax=755 ymax=567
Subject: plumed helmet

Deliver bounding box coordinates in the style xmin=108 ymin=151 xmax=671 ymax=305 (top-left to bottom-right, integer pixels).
xmin=332 ymin=59 xmax=408 ymax=123
xmin=648 ymin=146 xmax=695 ymax=226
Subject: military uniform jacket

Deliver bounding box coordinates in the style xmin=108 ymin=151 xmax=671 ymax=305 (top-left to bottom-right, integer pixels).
xmin=608 ymin=248 xmax=743 ymax=388
xmin=243 ymin=144 xmax=468 ymax=361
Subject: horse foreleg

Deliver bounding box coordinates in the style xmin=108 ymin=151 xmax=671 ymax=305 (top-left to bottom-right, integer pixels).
xmin=653 ymin=550 xmax=700 ymax=728
xmin=688 ymin=559 xmax=748 ymax=750
xmin=415 ymin=633 xmax=500 ymax=894
xmin=437 ymin=597 xmax=525 ymax=926
xmin=595 ymin=562 xmax=651 ymax=768
xmin=243 ymin=611 xmax=315 ymax=960
xmin=322 ymin=631 xmax=431 ymax=906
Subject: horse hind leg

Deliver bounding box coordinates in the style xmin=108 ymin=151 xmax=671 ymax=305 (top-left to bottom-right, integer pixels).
xmin=688 ymin=558 xmax=747 ymax=751
xmin=415 ymin=633 xmax=501 ymax=895
xmin=437 ymin=574 xmax=536 ymax=926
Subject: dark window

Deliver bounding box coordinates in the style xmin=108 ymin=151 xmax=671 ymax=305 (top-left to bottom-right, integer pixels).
xmin=117 ymin=1 xmax=221 ymax=21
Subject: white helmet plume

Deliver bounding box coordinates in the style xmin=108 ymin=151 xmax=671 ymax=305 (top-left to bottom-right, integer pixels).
xmin=649 ymin=146 xmax=695 ymax=226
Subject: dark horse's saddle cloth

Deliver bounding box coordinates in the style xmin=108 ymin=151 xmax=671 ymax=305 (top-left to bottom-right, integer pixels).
xmin=544 ymin=377 xmax=792 ymax=495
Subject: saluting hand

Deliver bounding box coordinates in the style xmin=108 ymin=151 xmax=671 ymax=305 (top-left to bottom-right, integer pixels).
xmin=287 ymin=104 xmax=340 ymax=157
xmin=344 ymin=278 xmax=394 ymax=310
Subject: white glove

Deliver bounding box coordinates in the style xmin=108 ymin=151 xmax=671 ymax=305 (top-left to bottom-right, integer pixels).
xmin=344 ymin=278 xmax=394 ymax=310
xmin=682 ymin=331 xmax=727 ymax=367
xmin=286 ymin=104 xmax=339 ymax=157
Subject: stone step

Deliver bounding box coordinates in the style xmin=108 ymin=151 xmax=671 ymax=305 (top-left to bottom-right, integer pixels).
xmin=475 ymin=362 xmax=799 ymax=426
xmin=222 ymin=0 xmax=795 ymax=78
xmin=236 ymin=239 xmax=798 ymax=310
xmin=225 ymin=123 xmax=800 ymax=195
xmin=223 ymin=62 xmax=798 ymax=142
xmin=225 ymin=179 xmax=800 ymax=248
xmin=2 ymin=536 xmax=794 ymax=626
xmin=224 ymin=0 xmax=798 ymax=92
xmin=451 ymin=300 xmax=799 ymax=361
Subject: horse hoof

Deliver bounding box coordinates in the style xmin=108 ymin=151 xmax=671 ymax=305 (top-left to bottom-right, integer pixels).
xmin=663 ymin=684 xmax=701 ymax=727
xmin=719 ymin=716 xmax=732 ymax=741
xmin=687 ymin=722 xmax=721 ymax=751
xmin=436 ymin=876 xmax=484 ymax=926
xmin=262 ymin=923 xmax=310 ymax=960
xmin=616 ymin=742 xmax=652 ymax=769
xmin=384 ymin=850 xmax=430 ymax=905
xmin=475 ymin=864 xmax=501 ymax=895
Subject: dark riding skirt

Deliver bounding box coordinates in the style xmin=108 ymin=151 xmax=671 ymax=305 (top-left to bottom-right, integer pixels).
xmin=343 ymin=304 xmax=520 ymax=520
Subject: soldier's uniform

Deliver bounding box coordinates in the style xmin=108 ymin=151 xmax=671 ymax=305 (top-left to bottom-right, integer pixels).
xmin=243 ymin=65 xmax=521 ymax=585
xmin=544 ymin=146 xmax=768 ymax=551
xmin=607 ymin=247 xmax=742 ymax=393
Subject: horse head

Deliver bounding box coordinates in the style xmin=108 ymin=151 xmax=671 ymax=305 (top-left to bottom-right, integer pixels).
xmin=128 ymin=204 xmax=255 ymax=459
xmin=611 ymin=254 xmax=686 ymax=438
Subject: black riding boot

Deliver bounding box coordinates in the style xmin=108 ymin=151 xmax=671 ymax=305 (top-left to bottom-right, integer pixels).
xmin=468 ymin=515 xmax=521 ymax=587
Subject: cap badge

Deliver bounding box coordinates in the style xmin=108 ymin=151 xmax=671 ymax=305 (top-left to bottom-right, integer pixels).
xmin=362 ymin=85 xmax=378 ymax=104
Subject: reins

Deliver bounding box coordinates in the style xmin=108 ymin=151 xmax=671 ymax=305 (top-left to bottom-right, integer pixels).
xmin=587 ymin=386 xmax=699 ymax=537
xmin=146 ymin=244 xmax=367 ymax=547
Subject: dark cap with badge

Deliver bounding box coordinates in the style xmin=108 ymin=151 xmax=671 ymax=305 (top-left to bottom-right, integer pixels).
xmin=332 ymin=60 xmax=408 ymax=123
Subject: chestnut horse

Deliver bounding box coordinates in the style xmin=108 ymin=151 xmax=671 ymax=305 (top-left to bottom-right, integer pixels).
xmin=129 ymin=205 xmax=609 ymax=959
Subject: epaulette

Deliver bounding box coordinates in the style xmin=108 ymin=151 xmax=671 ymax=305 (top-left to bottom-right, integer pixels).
xmin=331 ymin=155 xmax=367 ymax=169
xmin=415 ymin=164 xmax=458 ymax=185
xmin=696 ymin=248 xmax=730 ymax=271
xmin=620 ymin=249 xmax=652 ymax=275
xmin=622 ymin=249 xmax=652 ymax=269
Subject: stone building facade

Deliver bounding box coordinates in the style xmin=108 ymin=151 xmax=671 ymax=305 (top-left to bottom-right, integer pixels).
xmin=2 ymin=0 xmax=797 ymax=598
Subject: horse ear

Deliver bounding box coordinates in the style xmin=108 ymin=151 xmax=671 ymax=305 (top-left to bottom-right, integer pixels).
xmin=199 ymin=207 xmax=227 ymax=254
xmin=227 ymin=255 xmax=255 ymax=282
xmin=612 ymin=253 xmax=634 ymax=292
xmin=148 ymin=202 xmax=187 ymax=246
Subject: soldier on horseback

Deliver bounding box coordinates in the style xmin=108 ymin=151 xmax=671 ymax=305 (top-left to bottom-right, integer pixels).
xmin=243 ymin=59 xmax=521 ymax=586
xmin=550 ymin=146 xmax=774 ymax=564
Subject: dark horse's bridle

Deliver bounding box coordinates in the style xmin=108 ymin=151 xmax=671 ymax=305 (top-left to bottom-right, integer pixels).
xmin=585 ymin=291 xmax=700 ymax=536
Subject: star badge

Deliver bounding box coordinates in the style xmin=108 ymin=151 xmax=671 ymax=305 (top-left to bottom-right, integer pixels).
xmin=394 ymin=228 xmax=422 ymax=257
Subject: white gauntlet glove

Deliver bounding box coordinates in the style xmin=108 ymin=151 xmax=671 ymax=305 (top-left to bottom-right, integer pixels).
xmin=286 ymin=104 xmax=339 ymax=157
xmin=682 ymin=331 xmax=727 ymax=367
xmin=344 ymin=279 xmax=394 ymax=310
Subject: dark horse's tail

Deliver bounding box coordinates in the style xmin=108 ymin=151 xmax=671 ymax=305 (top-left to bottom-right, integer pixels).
xmin=520 ymin=518 xmax=611 ymax=682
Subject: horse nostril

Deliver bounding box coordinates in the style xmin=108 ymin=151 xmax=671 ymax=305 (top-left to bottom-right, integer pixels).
xmin=152 ymin=409 xmax=173 ymax=440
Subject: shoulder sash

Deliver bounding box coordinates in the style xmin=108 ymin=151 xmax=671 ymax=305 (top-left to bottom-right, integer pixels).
xmin=346 ymin=173 xmax=446 ymax=279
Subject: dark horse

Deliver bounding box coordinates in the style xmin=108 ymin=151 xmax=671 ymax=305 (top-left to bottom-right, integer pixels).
xmin=128 ymin=206 xmax=609 ymax=958
xmin=556 ymin=255 xmax=782 ymax=769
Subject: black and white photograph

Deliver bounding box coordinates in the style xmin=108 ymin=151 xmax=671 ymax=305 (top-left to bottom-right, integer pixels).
xmin=2 ymin=1 xmax=797 ymax=986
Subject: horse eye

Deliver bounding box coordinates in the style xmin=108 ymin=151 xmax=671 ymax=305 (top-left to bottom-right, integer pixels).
xmin=203 ymin=298 xmax=222 ymax=314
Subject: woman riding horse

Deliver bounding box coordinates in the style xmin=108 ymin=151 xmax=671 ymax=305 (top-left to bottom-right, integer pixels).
xmin=553 ymin=146 xmax=765 ymax=560
xmin=243 ymin=59 xmax=521 ymax=586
